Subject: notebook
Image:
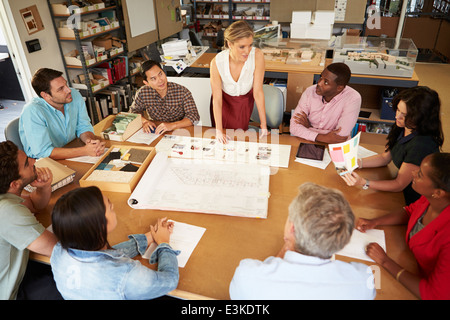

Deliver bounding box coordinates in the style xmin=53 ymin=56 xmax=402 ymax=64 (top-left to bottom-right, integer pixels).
xmin=25 ymin=157 xmax=76 ymax=192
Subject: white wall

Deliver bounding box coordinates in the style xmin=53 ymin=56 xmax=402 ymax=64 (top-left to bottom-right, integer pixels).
xmin=6 ymin=0 xmax=65 ymax=93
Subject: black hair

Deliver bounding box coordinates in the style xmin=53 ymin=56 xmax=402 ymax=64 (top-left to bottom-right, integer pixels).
xmin=428 ymin=152 xmax=450 ymax=192
xmin=52 ymin=186 xmax=109 ymax=251
xmin=141 ymin=60 xmax=163 ymax=81
xmin=325 ymin=63 xmax=351 ymax=86
xmin=0 ymin=141 xmax=20 ymax=194
xmin=386 ymin=86 xmax=443 ymax=151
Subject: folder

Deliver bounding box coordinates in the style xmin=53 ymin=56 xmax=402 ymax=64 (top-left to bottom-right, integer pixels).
xmin=25 ymin=158 xmax=76 ymax=192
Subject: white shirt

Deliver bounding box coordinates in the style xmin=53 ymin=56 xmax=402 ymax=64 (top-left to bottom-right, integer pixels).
xmin=229 ymin=250 xmax=376 ymax=300
xmin=215 ymin=47 xmax=255 ymax=96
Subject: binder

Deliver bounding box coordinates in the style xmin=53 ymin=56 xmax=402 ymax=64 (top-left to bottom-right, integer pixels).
xmin=25 ymin=158 xmax=76 ymax=193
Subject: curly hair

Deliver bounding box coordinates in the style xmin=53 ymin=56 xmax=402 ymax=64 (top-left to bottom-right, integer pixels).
xmin=386 ymin=86 xmax=444 ymax=151
xmin=0 ymin=141 xmax=20 ymax=194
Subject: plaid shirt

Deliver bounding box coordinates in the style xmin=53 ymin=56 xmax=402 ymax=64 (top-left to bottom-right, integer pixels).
xmin=130 ymin=82 xmax=200 ymax=124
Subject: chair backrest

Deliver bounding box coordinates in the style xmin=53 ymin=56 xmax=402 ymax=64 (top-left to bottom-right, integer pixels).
xmin=4 ymin=117 xmax=23 ymax=150
xmin=251 ymin=85 xmax=284 ymax=129
xmin=189 ymin=31 xmax=202 ymax=46
xmin=167 ymin=76 xmax=212 ymax=126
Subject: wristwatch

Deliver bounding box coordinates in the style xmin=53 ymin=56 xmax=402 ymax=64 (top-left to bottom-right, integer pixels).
xmin=362 ymin=179 xmax=370 ymax=190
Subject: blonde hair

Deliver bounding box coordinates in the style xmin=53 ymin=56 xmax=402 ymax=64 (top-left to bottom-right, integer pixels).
xmin=224 ymin=20 xmax=254 ymax=48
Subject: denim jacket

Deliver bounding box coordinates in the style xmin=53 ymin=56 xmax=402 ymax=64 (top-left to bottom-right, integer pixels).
xmin=50 ymin=234 xmax=180 ymax=300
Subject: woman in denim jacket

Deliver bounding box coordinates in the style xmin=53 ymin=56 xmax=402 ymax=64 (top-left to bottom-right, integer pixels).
xmin=50 ymin=186 xmax=179 ymax=300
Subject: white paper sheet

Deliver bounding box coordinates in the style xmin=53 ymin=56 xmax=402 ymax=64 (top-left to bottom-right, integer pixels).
xmin=335 ymin=229 xmax=386 ymax=262
xmin=128 ymin=153 xmax=271 ymax=218
xmin=126 ymin=128 xmax=160 ymax=145
xmin=295 ymin=148 xmax=332 ymax=170
xmin=66 ymin=148 xmax=108 ymax=164
xmin=142 ymin=220 xmax=206 ymax=268
xmin=155 ymin=134 xmax=291 ymax=168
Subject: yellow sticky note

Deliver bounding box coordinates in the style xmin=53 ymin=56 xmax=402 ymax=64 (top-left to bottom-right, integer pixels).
xmin=343 ymin=144 xmax=350 ymax=154
xmin=351 ymin=157 xmax=356 ymax=167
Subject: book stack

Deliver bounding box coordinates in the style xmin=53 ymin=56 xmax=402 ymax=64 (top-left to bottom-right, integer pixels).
xmin=25 ymin=158 xmax=76 ymax=193
xmin=161 ymin=39 xmax=189 ymax=57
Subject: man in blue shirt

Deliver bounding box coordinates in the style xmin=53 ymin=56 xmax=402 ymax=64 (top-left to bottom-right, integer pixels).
xmin=19 ymin=68 xmax=104 ymax=159
xmin=229 ymin=182 xmax=376 ymax=300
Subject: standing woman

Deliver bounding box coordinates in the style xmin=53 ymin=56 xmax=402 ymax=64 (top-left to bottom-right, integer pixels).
xmin=210 ymin=20 xmax=268 ymax=143
xmin=357 ymin=153 xmax=450 ymax=299
xmin=341 ymin=86 xmax=444 ymax=205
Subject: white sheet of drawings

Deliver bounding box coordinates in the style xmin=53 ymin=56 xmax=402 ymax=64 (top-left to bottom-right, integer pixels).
xmin=128 ymin=153 xmax=271 ymax=218
xmin=335 ymin=229 xmax=386 ymax=262
xmin=155 ymin=134 xmax=291 ymax=168
xmin=126 ymin=128 xmax=160 ymax=145
xmin=142 ymin=220 xmax=206 ymax=268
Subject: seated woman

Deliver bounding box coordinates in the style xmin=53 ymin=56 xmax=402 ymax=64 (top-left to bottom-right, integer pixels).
xmin=357 ymin=152 xmax=450 ymax=299
xmin=341 ymin=86 xmax=444 ymax=205
xmin=50 ymin=186 xmax=179 ymax=300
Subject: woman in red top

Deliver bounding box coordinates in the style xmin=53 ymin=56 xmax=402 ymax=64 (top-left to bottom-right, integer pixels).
xmin=356 ymin=152 xmax=450 ymax=299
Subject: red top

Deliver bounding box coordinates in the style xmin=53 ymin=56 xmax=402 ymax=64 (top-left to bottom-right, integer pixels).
xmin=405 ymin=196 xmax=450 ymax=299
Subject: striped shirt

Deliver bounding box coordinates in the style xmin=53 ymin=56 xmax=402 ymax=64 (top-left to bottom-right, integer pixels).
xmin=130 ymin=82 xmax=200 ymax=124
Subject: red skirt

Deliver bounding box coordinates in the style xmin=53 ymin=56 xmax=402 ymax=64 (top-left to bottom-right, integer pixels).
xmin=210 ymin=89 xmax=254 ymax=130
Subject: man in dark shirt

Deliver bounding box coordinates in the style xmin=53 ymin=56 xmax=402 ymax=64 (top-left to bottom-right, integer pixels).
xmin=130 ymin=60 xmax=200 ymax=134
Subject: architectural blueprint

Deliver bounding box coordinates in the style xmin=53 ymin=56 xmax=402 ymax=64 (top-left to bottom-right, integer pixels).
xmin=128 ymin=153 xmax=271 ymax=218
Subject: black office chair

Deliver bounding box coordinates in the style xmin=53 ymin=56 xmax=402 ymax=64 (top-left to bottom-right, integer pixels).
xmin=216 ymin=29 xmax=224 ymax=51
xmin=189 ymin=31 xmax=202 ymax=46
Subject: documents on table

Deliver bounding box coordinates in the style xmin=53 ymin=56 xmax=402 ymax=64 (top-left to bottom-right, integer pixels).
xmin=335 ymin=229 xmax=386 ymax=263
xmin=329 ymin=132 xmax=361 ymax=175
xmin=128 ymin=152 xmax=270 ymax=218
xmin=155 ymin=134 xmax=291 ymax=168
xmin=142 ymin=220 xmax=206 ymax=268
xmin=295 ymin=148 xmax=331 ymax=170
xmin=66 ymin=148 xmax=108 ymax=164
xmin=126 ymin=128 xmax=160 ymax=145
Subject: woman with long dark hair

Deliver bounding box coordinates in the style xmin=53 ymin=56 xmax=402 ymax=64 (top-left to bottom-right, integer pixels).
xmin=50 ymin=186 xmax=179 ymax=300
xmin=341 ymin=86 xmax=444 ymax=205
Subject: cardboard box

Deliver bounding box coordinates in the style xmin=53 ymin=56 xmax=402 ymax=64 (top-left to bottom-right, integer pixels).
xmin=64 ymin=50 xmax=96 ymax=67
xmin=51 ymin=3 xmax=87 ymax=15
xmin=101 ymin=113 xmax=142 ymax=141
xmin=80 ymin=145 xmax=156 ymax=193
xmin=93 ymin=34 xmax=113 ymax=50
xmin=58 ymin=27 xmax=90 ymax=39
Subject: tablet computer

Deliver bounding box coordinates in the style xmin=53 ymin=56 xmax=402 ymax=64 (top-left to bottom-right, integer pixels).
xmin=296 ymin=143 xmax=325 ymax=161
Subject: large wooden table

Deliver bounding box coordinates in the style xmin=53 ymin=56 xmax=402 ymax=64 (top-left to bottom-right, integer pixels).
xmin=32 ymin=121 xmax=419 ymax=300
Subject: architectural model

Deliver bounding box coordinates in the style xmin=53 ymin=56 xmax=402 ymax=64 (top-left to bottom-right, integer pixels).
xmin=333 ymin=38 xmax=417 ymax=78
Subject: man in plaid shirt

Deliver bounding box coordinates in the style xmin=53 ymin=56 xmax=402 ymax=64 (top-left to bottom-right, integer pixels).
xmin=131 ymin=60 xmax=200 ymax=134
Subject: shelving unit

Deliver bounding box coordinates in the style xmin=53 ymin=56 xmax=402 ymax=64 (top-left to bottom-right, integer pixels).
xmin=193 ymin=0 xmax=271 ymax=43
xmin=47 ymin=0 xmax=132 ymax=124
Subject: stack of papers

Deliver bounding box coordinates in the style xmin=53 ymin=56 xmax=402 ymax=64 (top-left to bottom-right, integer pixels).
xmin=162 ymin=39 xmax=189 ymax=57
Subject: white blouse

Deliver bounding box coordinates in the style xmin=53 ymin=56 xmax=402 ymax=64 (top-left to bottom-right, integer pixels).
xmin=215 ymin=47 xmax=255 ymax=96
